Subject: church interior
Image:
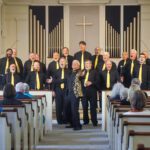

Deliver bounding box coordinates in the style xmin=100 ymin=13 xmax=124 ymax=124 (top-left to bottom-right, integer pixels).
xmin=0 ymin=0 xmax=150 ymax=150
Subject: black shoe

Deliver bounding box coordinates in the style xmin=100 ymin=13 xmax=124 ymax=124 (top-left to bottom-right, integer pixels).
xmin=83 ymin=122 xmax=89 ymax=125
xmin=73 ymin=127 xmax=82 ymax=131
xmin=93 ymin=124 xmax=98 ymax=127
xmin=65 ymin=125 xmax=73 ymax=128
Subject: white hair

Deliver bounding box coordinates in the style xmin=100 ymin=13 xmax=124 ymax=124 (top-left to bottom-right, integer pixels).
xmin=23 ymin=83 xmax=30 ymax=93
xmin=72 ymin=60 xmax=80 ymax=66
xmin=15 ymin=82 xmax=24 ymax=92
xmin=130 ymin=49 xmax=137 ymax=54
xmin=103 ymin=52 xmax=110 ymax=57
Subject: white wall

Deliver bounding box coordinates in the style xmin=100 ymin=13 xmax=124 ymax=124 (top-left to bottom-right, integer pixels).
xmin=2 ymin=5 xmax=29 ymax=63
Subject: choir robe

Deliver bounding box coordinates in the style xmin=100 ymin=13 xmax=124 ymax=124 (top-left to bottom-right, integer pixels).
xmin=123 ymin=59 xmax=139 ymax=88
xmin=13 ymin=57 xmax=23 ymax=77
xmin=3 ymin=72 xmax=21 ymax=87
xmin=47 ymin=60 xmax=59 ymax=78
xmin=97 ymin=61 xmax=117 ymax=73
xmin=62 ymin=55 xmax=74 ymax=70
xmin=53 ymin=68 xmax=71 ymax=124
xmin=100 ymin=69 xmax=120 ymax=90
xmin=0 ymin=57 xmax=15 ymax=75
xmin=25 ymin=71 xmax=46 ymax=90
xmin=117 ymin=58 xmax=130 ymax=75
xmin=74 ymin=51 xmax=92 ymax=69
xmin=82 ymin=69 xmax=99 ymax=125
xmin=23 ymin=59 xmax=34 ymax=78
xmin=91 ymin=55 xmax=103 ymax=69
xmin=133 ymin=64 xmax=150 ymax=90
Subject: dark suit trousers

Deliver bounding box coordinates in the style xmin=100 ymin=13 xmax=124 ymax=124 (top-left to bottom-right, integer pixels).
xmin=69 ymin=93 xmax=81 ymax=128
xmin=82 ymin=89 xmax=97 ymax=125
xmin=55 ymin=87 xmax=66 ymax=124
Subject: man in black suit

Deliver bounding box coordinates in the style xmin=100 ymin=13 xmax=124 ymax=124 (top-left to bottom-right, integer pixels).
xmin=25 ymin=61 xmax=46 ymax=90
xmin=12 ymin=48 xmax=23 ymax=78
xmin=61 ymin=47 xmax=73 ymax=70
xmin=100 ymin=60 xmax=120 ymax=90
xmin=118 ymin=51 xmax=130 ymax=75
xmin=133 ymin=53 xmax=150 ymax=90
xmin=52 ymin=57 xmax=71 ymax=124
xmin=23 ymin=52 xmax=35 ymax=78
xmin=97 ymin=52 xmax=117 ymax=73
xmin=92 ymin=47 xmax=103 ymax=69
xmin=74 ymin=41 xmax=92 ymax=70
xmin=35 ymin=54 xmax=46 ymax=74
xmin=0 ymin=48 xmax=15 ymax=89
xmin=3 ymin=64 xmax=21 ymax=87
xmin=123 ymin=49 xmax=139 ymax=87
xmin=47 ymin=52 xmax=60 ymax=78
xmin=82 ymin=60 xmax=98 ymax=126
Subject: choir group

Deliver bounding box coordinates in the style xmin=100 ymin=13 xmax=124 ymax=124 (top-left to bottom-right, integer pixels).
xmin=0 ymin=40 xmax=150 ymax=130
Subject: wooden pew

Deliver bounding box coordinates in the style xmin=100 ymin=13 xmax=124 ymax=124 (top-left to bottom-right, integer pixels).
xmin=128 ymin=130 xmax=150 ymax=150
xmin=0 ymin=114 xmax=12 ymax=150
xmin=2 ymin=109 xmax=21 ymax=150
xmin=137 ymin=144 xmax=150 ymax=150
xmin=2 ymin=105 xmax=28 ymax=150
xmin=122 ymin=122 xmax=150 ymax=150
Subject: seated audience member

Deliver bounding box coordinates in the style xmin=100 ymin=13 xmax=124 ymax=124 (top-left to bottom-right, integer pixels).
xmin=120 ymin=88 xmax=130 ymax=105
xmin=128 ymin=84 xmax=141 ymax=102
xmin=0 ymin=84 xmax=23 ymax=105
xmin=15 ymin=82 xmax=31 ymax=99
xmin=110 ymin=82 xmax=125 ymax=100
xmin=23 ymin=83 xmax=34 ymax=98
xmin=124 ymin=90 xmax=149 ymax=114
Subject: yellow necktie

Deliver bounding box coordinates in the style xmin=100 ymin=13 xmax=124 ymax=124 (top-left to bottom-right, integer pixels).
xmin=56 ymin=61 xmax=59 ymax=70
xmin=31 ymin=61 xmax=34 ymax=71
xmin=130 ymin=61 xmax=134 ymax=75
xmin=123 ymin=60 xmax=126 ymax=66
xmin=11 ymin=73 xmax=14 ymax=86
xmin=36 ymin=72 xmax=40 ymax=90
xmin=106 ymin=71 xmax=110 ymax=89
xmin=84 ymin=70 xmax=89 ymax=85
xmin=81 ymin=52 xmax=84 ymax=70
xmin=5 ymin=58 xmax=9 ymax=74
xmin=102 ymin=63 xmax=106 ymax=71
xmin=14 ymin=58 xmax=20 ymax=73
xmin=60 ymin=69 xmax=64 ymax=89
xmin=94 ymin=56 xmax=98 ymax=69
xmin=138 ymin=64 xmax=142 ymax=83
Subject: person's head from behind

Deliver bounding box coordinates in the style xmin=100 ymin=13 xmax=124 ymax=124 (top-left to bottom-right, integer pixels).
xmin=23 ymin=83 xmax=30 ymax=93
xmin=120 ymin=88 xmax=128 ymax=101
xmin=131 ymin=78 xmax=141 ymax=87
xmin=130 ymin=90 xmax=146 ymax=111
xmin=79 ymin=41 xmax=86 ymax=52
xmin=72 ymin=60 xmax=80 ymax=71
xmin=15 ymin=82 xmax=24 ymax=93
xmin=3 ymin=84 xmax=16 ymax=99
xmin=128 ymin=84 xmax=140 ymax=102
